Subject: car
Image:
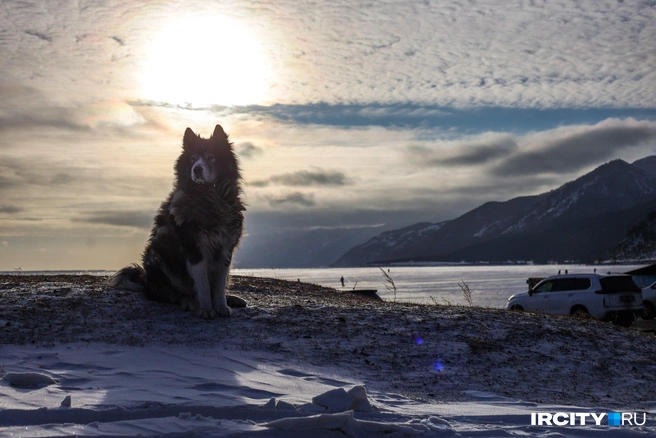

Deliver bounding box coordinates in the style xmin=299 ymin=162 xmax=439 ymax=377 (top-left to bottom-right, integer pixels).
xmin=641 ymin=282 xmax=656 ymax=320
xmin=507 ymin=273 xmax=643 ymax=327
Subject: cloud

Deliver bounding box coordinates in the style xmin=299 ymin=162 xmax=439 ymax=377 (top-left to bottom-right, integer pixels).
xmin=3 ymin=0 xmax=656 ymax=112
xmin=252 ymin=170 xmax=350 ymax=187
xmin=492 ymin=119 xmax=656 ymax=176
xmin=266 ymin=192 xmax=316 ymax=207
xmin=248 ymin=180 xmax=269 ymax=188
xmin=0 ymin=87 xmax=149 ymax=134
xmin=75 ymin=211 xmax=154 ymax=229
xmin=0 ymin=205 xmax=22 ymax=214
xmin=0 ymin=175 xmax=18 ymax=190
xmin=124 ymin=0 xmax=656 ymax=109
xmin=272 ymin=170 xmax=348 ymax=186
xmin=110 ymin=36 xmax=125 ymax=46
xmin=441 ymin=137 xmax=518 ymax=166
xmin=402 ymin=118 xmax=656 ymax=180
xmin=239 ymin=0 xmax=656 ymax=108
xmin=237 ymin=142 xmax=264 ymax=159
xmin=24 ymin=30 xmax=52 ymax=43
xmin=0 ymin=156 xmax=79 ymax=189
xmin=407 ymin=135 xmax=518 ymax=167
xmin=0 ymin=108 xmax=90 ymax=133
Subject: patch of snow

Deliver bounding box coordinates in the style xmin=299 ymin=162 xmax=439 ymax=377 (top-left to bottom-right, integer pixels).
xmin=312 ymin=387 xmax=355 ymax=412
xmin=2 ymin=372 xmax=57 ymax=388
xmin=264 ymin=410 xmax=432 ymax=437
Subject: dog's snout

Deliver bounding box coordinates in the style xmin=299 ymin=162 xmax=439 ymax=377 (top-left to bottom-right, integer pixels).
xmin=193 ymin=166 xmax=203 ymax=177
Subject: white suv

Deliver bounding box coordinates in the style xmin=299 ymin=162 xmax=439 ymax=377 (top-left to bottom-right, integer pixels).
xmin=641 ymin=282 xmax=656 ymax=320
xmin=507 ymin=274 xmax=643 ymax=326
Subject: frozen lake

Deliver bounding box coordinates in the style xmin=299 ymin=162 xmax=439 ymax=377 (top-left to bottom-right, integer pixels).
xmin=233 ymin=264 xmax=644 ymax=308
xmin=2 ymin=264 xmax=645 ymax=309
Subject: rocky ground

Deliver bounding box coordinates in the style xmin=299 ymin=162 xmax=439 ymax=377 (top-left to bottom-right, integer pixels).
xmin=1 ymin=274 xmax=655 ymax=410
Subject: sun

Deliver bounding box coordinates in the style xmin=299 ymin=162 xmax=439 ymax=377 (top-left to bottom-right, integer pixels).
xmin=142 ymin=16 xmax=270 ymax=107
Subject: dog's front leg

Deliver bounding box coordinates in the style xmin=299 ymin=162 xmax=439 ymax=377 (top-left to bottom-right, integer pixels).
xmin=212 ymin=251 xmax=233 ymax=317
xmin=187 ymin=261 xmax=216 ymax=319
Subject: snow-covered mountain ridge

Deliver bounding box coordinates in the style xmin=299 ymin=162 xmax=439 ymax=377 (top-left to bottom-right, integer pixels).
xmin=333 ymin=157 xmax=656 ymax=266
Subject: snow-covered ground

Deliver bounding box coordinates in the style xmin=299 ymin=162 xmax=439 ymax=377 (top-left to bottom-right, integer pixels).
xmin=1 ymin=274 xmax=655 ymax=437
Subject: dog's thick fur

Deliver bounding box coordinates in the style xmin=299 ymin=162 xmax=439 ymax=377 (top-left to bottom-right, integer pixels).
xmin=111 ymin=125 xmax=245 ymax=318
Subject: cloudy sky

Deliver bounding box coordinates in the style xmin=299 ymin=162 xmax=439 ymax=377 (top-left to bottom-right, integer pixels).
xmin=1 ymin=0 xmax=656 ymax=270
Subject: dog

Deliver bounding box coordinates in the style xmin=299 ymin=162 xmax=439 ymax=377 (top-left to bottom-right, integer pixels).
xmin=111 ymin=125 xmax=245 ymax=318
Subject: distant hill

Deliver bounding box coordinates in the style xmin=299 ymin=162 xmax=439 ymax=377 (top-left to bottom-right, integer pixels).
xmin=633 ymin=155 xmax=656 ymax=178
xmin=329 ymin=222 xmax=449 ymax=267
xmin=233 ymin=224 xmax=403 ymax=268
xmin=333 ymin=157 xmax=656 ymax=266
xmin=613 ymin=208 xmax=656 ymax=262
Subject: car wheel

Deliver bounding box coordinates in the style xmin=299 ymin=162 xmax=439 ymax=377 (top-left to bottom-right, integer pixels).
xmin=570 ymin=306 xmax=590 ymax=319
xmin=643 ymin=301 xmax=655 ymax=320
xmin=611 ymin=311 xmax=636 ymax=327
xmin=509 ymin=305 xmax=523 ymax=311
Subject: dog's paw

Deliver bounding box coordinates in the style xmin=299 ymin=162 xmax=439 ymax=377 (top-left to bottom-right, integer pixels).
xmin=215 ymin=305 xmax=234 ymax=317
xmin=197 ymin=307 xmax=217 ymax=319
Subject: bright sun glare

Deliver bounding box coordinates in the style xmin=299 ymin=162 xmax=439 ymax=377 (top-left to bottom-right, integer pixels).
xmin=142 ymin=16 xmax=270 ymax=107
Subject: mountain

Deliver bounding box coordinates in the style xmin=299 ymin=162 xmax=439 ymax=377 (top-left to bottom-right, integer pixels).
xmin=439 ymin=197 xmax=656 ymax=264
xmin=613 ymin=209 xmax=656 ymax=261
xmin=333 ymin=157 xmax=656 ymax=266
xmin=633 ymin=155 xmax=656 ymax=178
xmin=330 ymin=222 xmax=449 ymax=267
xmin=234 ymin=224 xmax=404 ymax=268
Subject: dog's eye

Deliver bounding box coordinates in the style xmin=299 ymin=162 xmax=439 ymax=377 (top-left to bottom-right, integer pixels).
xmin=207 ymin=154 xmax=215 ymax=162
xmin=190 ymin=154 xmax=198 ymax=162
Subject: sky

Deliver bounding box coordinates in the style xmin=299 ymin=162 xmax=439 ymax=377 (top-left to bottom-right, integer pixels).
xmin=1 ymin=0 xmax=656 ymax=270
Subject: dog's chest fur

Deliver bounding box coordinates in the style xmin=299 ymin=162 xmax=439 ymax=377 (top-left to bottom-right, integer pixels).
xmin=166 ymin=188 xmax=244 ymax=256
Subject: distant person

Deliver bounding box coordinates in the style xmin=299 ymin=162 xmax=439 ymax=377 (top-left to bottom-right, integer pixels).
xmin=340 ymin=276 xmax=345 ymax=287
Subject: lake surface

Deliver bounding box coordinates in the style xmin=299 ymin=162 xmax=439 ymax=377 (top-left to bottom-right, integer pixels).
xmin=233 ymin=264 xmax=644 ymax=308
xmin=2 ymin=264 xmax=644 ymax=309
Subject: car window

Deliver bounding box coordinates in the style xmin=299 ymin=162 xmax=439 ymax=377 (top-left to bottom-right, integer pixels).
xmin=552 ymin=279 xmax=577 ymax=292
xmin=600 ymin=276 xmax=641 ymax=293
xmin=534 ymin=281 xmax=553 ymax=293
xmin=535 ymin=277 xmax=592 ymax=293
xmin=575 ymin=278 xmax=591 ymax=290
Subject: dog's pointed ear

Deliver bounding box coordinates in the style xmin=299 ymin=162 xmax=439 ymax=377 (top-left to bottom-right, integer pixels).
xmin=183 ymin=127 xmax=196 ymax=149
xmin=211 ymin=125 xmax=228 ymax=142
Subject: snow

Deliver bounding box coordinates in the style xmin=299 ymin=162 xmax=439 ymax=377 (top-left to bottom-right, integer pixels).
xmin=2 ymin=372 xmax=58 ymax=388
xmin=263 ymin=410 xmax=439 ymax=437
xmin=1 ymin=274 xmax=656 ymax=437
xmin=0 ymin=344 xmax=458 ymax=436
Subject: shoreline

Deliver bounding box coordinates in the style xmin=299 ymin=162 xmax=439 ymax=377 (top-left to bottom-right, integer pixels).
xmin=0 ymin=259 xmax=649 ymax=274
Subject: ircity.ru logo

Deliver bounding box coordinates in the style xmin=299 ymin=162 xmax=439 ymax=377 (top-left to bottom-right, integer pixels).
xmin=530 ymin=412 xmax=647 ymax=427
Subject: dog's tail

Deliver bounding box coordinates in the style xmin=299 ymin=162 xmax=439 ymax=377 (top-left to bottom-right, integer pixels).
xmin=109 ymin=264 xmax=146 ymax=292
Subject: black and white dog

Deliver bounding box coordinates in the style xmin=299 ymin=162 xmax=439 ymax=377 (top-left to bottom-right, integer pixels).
xmin=111 ymin=125 xmax=245 ymax=318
